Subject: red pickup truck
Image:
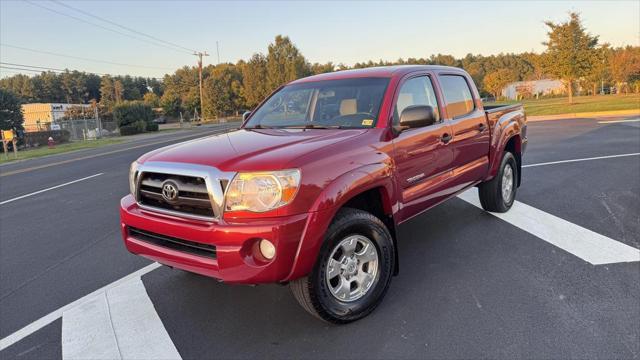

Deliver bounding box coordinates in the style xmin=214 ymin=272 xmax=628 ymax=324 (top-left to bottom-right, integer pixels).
xmin=121 ymin=65 xmax=526 ymax=323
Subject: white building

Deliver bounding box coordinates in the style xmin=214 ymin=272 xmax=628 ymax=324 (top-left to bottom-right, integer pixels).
xmin=502 ymin=79 xmax=565 ymax=100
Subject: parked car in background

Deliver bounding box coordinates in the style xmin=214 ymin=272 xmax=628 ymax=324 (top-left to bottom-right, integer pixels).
xmin=120 ymin=65 xmax=527 ymax=323
xmin=152 ymin=116 xmax=167 ymax=124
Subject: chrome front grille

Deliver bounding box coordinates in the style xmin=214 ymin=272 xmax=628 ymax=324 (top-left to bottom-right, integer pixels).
xmin=133 ymin=161 xmax=235 ymax=221
xmin=139 ymin=172 xmax=214 ymax=217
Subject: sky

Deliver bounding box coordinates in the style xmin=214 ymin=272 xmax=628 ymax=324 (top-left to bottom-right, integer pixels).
xmin=1 ymin=0 xmax=638 ymax=79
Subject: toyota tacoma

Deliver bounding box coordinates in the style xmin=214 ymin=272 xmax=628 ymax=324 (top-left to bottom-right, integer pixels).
xmin=121 ymin=65 xmax=527 ymax=323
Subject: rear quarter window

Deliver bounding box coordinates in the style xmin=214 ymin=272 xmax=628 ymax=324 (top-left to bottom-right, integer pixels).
xmin=439 ymin=75 xmax=475 ymax=119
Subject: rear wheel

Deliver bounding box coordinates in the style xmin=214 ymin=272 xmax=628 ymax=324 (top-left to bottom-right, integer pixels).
xmin=478 ymin=151 xmax=518 ymax=212
xmin=289 ymin=208 xmax=394 ymax=324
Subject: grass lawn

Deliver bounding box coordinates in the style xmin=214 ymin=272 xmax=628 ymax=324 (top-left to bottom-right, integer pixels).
xmin=486 ymin=94 xmax=640 ymax=116
xmin=0 ymin=138 xmax=124 ymax=164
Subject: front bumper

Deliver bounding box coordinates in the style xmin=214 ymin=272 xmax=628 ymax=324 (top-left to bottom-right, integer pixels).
xmin=120 ymin=195 xmax=310 ymax=284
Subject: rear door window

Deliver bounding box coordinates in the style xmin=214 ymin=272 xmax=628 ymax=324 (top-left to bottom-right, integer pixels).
xmin=439 ymin=75 xmax=475 ymax=119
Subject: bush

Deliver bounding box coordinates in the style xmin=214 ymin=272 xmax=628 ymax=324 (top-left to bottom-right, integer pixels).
xmin=119 ymin=125 xmax=140 ymax=136
xmin=22 ymin=130 xmax=70 ymax=147
xmin=146 ymin=122 xmax=159 ymax=132
xmin=113 ymin=101 xmax=154 ymax=128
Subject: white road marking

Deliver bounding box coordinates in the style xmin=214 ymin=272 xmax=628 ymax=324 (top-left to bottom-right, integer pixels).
xmin=2 ymin=151 xmax=639 ymax=352
xmin=62 ymin=293 xmax=121 ymax=360
xmin=522 ymin=153 xmax=640 ymax=168
xmin=0 ymin=263 xmax=161 ymax=351
xmin=62 ymin=277 xmax=181 ymax=360
xmin=598 ymin=118 xmax=640 ymax=124
xmin=458 ymin=188 xmax=640 ymax=265
xmin=0 ymin=173 xmax=103 ymax=205
xmin=107 ymin=278 xmax=181 ymax=359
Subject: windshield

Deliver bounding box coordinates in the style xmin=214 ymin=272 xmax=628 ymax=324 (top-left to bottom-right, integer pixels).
xmin=245 ymin=77 xmax=389 ymax=129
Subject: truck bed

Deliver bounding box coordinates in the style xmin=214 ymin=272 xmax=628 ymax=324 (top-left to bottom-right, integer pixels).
xmin=483 ymin=103 xmax=526 ymax=144
xmin=483 ymin=103 xmax=523 ymax=114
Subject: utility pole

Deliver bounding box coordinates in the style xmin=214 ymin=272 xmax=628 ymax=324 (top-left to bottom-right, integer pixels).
xmin=216 ymin=41 xmax=220 ymax=64
xmin=194 ymin=51 xmax=209 ymax=121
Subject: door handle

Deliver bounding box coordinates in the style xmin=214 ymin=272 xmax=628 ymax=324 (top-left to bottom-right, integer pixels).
xmin=478 ymin=123 xmax=486 ymax=131
xmin=441 ymin=133 xmax=452 ymax=144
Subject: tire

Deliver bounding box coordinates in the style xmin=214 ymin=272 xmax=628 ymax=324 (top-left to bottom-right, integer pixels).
xmin=289 ymin=208 xmax=395 ymax=324
xmin=478 ymin=151 xmax=518 ymax=213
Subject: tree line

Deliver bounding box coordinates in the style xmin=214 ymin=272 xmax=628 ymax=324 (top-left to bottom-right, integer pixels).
xmin=1 ymin=12 xmax=639 ymax=127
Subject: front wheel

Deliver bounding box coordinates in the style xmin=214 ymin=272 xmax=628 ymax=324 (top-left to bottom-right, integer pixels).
xmin=478 ymin=151 xmax=518 ymax=212
xmin=289 ymin=208 xmax=395 ymax=324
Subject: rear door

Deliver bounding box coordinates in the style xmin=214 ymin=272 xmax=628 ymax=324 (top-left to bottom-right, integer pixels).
xmin=392 ymin=74 xmax=454 ymax=221
xmin=437 ymin=73 xmax=490 ymax=188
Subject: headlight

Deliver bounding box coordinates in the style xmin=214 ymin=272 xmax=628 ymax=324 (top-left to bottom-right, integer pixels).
xmin=129 ymin=161 xmax=139 ymax=196
xmin=225 ymin=169 xmax=301 ymax=212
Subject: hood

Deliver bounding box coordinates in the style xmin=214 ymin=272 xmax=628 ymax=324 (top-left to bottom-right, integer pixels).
xmin=139 ymin=128 xmax=369 ymax=171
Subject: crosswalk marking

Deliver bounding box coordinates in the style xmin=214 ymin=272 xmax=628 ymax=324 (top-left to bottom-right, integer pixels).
xmin=458 ymin=188 xmax=640 ymax=265
xmin=62 ymin=276 xmax=180 ymax=360
xmin=3 ymin=189 xmax=639 ymax=357
xmin=0 ymin=263 xmax=161 ymax=352
xmin=62 ymin=293 xmax=121 ymax=359
xmin=106 ymin=278 xmax=181 ymax=360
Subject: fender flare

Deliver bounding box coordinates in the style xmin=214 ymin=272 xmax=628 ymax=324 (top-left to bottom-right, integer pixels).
xmin=487 ymin=114 xmax=523 ymax=180
xmin=282 ymin=162 xmax=396 ymax=282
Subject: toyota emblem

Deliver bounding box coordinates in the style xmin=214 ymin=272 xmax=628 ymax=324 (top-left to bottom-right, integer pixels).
xmin=161 ymin=181 xmax=178 ymax=202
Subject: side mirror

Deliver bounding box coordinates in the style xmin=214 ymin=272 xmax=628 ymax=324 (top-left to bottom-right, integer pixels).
xmin=398 ymin=105 xmax=436 ymax=130
xmin=242 ymin=111 xmax=252 ymax=122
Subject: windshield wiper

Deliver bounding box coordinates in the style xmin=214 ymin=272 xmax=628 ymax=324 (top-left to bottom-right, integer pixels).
xmin=244 ymin=124 xmax=272 ymax=129
xmin=279 ymin=124 xmax=343 ymax=129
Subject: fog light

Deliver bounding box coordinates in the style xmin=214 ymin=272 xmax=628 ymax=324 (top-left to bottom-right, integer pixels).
xmin=259 ymin=239 xmax=275 ymax=260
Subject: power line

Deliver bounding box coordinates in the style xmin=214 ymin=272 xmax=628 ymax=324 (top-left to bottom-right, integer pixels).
xmin=1 ymin=62 xmax=100 ymax=74
xmin=51 ymin=0 xmax=197 ymax=54
xmin=0 ymin=66 xmax=50 ymax=73
xmin=24 ymin=0 xmax=192 ymax=55
xmin=1 ymin=43 xmax=173 ymax=71
xmin=0 ymin=63 xmax=164 ymax=80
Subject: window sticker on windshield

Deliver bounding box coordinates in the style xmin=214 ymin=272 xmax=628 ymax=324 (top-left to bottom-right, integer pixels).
xmin=362 ymin=119 xmax=374 ymax=126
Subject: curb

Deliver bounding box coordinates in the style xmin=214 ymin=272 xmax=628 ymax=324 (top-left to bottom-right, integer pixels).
xmin=528 ymin=109 xmax=640 ymax=122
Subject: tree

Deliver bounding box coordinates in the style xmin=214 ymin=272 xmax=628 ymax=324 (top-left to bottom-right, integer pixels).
xmin=521 ymin=52 xmax=548 ymax=81
xmin=428 ymin=54 xmax=460 ymax=67
xmin=203 ymin=63 xmax=244 ymax=118
xmin=114 ymin=80 xmax=124 ymax=103
xmin=483 ymin=69 xmax=517 ymax=99
xmin=241 ymin=53 xmax=269 ymax=108
xmin=112 ymin=101 xmax=154 ymax=132
xmin=63 ymin=105 xmax=93 ymax=120
xmin=143 ymin=92 xmax=161 ymax=108
xmin=542 ymin=12 xmax=599 ymax=103
xmin=311 ymin=62 xmax=335 ymax=75
xmin=582 ymin=45 xmax=610 ymax=95
xmin=610 ymin=46 xmax=640 ymax=94
xmin=160 ymin=89 xmax=181 ymax=116
xmin=100 ymin=75 xmax=116 ymax=110
xmin=0 ymin=89 xmax=24 ymax=130
xmin=266 ymin=35 xmax=310 ymax=91
xmin=40 ymin=71 xmax=65 ymax=102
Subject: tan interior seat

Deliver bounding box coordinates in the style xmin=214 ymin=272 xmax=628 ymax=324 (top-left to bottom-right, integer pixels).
xmin=339 ymin=99 xmax=357 ymax=115
xmin=396 ymin=93 xmax=414 ymax=115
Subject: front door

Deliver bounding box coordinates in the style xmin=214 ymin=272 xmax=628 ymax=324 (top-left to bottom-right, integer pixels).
xmin=392 ymin=74 xmax=454 ymax=221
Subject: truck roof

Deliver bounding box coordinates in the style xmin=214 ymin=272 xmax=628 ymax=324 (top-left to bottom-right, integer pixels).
xmin=290 ymin=65 xmax=464 ymax=84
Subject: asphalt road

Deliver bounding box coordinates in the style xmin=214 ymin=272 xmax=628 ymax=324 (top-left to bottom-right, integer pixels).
xmin=1 ymin=117 xmax=638 ymax=359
